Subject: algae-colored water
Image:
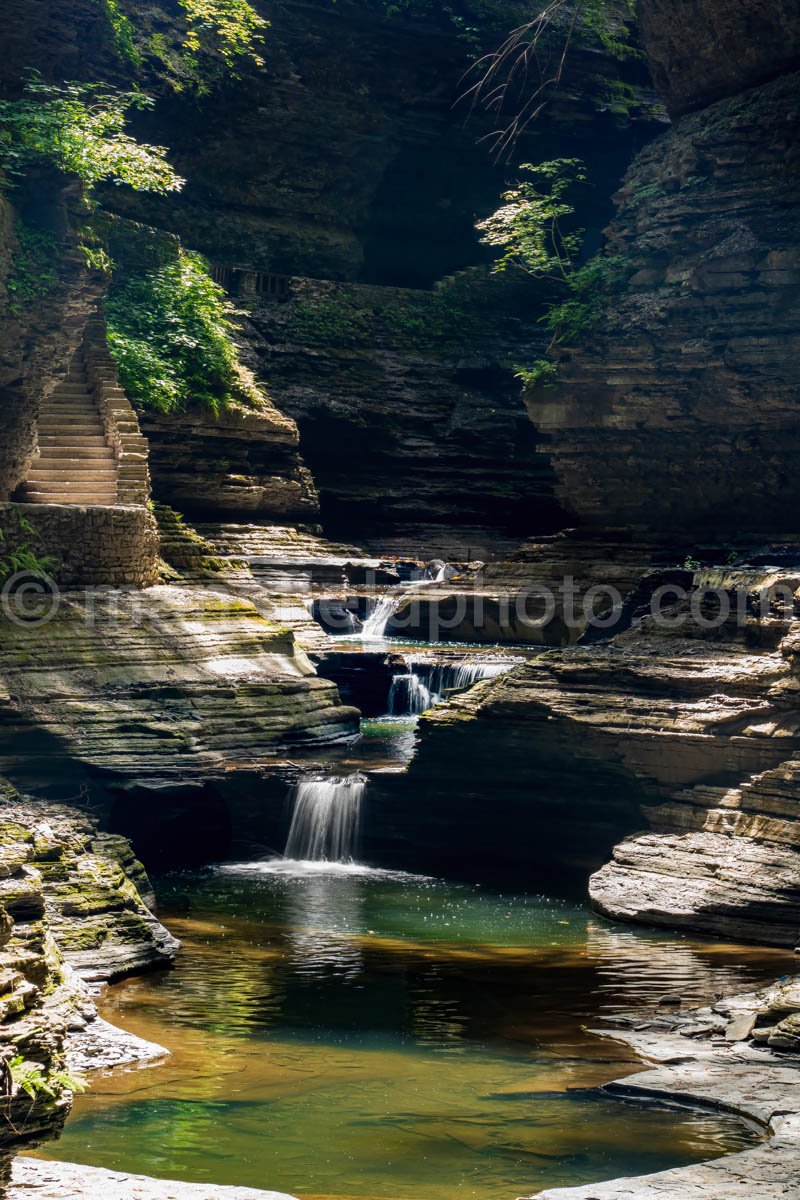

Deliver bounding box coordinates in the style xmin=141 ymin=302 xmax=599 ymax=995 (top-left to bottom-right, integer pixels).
xmin=45 ymin=868 xmax=796 ymax=1200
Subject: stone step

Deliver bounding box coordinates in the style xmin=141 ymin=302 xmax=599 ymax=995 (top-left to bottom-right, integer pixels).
xmin=36 ymin=445 xmax=114 ymax=459
xmin=22 ymin=491 xmax=118 ymax=506
xmin=28 ymin=468 xmax=119 ymax=482
xmin=38 ymin=436 xmax=109 ymax=449
xmin=38 ymin=413 xmax=104 ymax=423
xmin=40 ymin=407 xmax=102 ymax=418
xmin=43 ymin=396 xmax=97 ymax=405
xmin=25 ymin=477 xmax=117 ymax=492
xmin=37 ymin=423 xmax=107 ymax=436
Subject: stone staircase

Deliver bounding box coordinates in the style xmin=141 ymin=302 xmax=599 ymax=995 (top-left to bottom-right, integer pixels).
xmin=21 ymin=353 xmax=119 ymax=506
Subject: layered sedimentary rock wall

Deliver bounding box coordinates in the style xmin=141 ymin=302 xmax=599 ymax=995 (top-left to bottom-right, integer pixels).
xmin=528 ymin=69 xmax=800 ymax=535
xmin=383 ymin=559 xmax=800 ymax=944
xmin=0 ymin=779 xmax=178 ymax=1186
xmin=240 ymin=272 xmax=564 ymax=547
xmin=0 ymin=582 xmax=359 ymax=797
xmin=638 ymin=0 xmax=800 ymax=116
xmin=140 ymin=404 xmax=318 ymax=522
xmin=97 ymin=0 xmax=658 ymax=286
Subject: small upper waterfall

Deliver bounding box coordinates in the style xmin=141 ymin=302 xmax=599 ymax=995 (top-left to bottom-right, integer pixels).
xmin=388 ymin=673 xmax=433 ymax=716
xmin=284 ymin=775 xmax=366 ymax=863
xmin=415 ymin=660 xmax=511 ymax=698
xmin=359 ymin=596 xmax=397 ymax=640
xmin=386 ymin=659 xmax=517 ymax=716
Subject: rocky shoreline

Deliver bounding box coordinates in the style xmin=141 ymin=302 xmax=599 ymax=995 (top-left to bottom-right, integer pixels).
xmin=8 ymin=1160 xmax=298 ymax=1200
xmin=531 ymin=976 xmax=800 ymax=1200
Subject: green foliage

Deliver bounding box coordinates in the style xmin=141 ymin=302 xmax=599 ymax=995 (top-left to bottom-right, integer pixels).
xmin=0 ymin=518 xmax=59 ymax=584
xmin=514 ymin=359 xmax=558 ymax=389
xmin=288 ymin=296 xmax=371 ymax=348
xmin=285 ymin=286 xmax=480 ymax=354
xmin=0 ymin=77 xmax=184 ymax=195
xmin=8 ymin=1055 xmax=85 ymax=1101
xmin=6 ymin=223 xmax=59 ymax=315
xmin=599 ymin=78 xmax=648 ymax=118
xmin=180 ymin=0 xmax=268 ymax=69
xmin=139 ymin=0 xmax=269 ymax=91
xmin=99 ymin=0 xmax=142 ymax=65
xmin=78 ymin=242 xmax=115 ymax=275
xmin=578 ymin=0 xmax=640 ymax=60
xmin=543 ymin=254 xmax=631 ymax=344
xmin=479 ymin=157 xmax=631 ymax=388
xmin=477 ymin=159 xmax=587 ymax=281
xmin=627 ymin=181 xmax=664 ymax=207
xmin=105 ymin=250 xmax=266 ymax=416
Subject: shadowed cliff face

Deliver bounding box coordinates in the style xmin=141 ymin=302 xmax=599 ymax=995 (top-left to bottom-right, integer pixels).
xmin=527 ymin=37 xmax=800 ymax=537
xmin=237 ymin=272 xmax=567 ymax=548
xmin=94 ymin=0 xmax=658 ymax=286
xmin=638 ymin=0 xmax=800 ymax=116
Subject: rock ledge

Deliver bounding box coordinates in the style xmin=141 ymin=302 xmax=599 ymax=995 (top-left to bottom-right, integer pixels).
xmin=530 ymin=978 xmax=800 ymax=1199
xmin=9 ymin=1159 xmax=298 ymax=1200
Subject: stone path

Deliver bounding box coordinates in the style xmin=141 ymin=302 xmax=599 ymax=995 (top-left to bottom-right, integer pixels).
xmin=9 ymin=1160 xmax=299 ymax=1200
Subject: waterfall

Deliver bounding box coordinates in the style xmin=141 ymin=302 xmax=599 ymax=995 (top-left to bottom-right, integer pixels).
xmin=386 ymin=659 xmax=516 ymax=716
xmin=415 ymin=660 xmax=511 ymax=699
xmin=388 ymin=673 xmax=433 ymax=716
xmin=284 ymin=775 xmax=366 ymax=863
xmin=359 ymin=596 xmax=397 ymax=640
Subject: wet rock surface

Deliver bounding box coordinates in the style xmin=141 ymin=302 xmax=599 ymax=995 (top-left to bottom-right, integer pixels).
xmin=531 ymin=976 xmax=800 ymax=1200
xmin=388 ymin=556 xmax=800 ymax=932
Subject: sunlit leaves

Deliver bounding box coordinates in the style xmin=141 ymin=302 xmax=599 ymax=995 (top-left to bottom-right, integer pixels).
xmin=476 ymin=158 xmax=587 ymax=281
xmin=0 ymin=78 xmax=184 ymax=194
xmin=106 ymin=249 xmax=265 ymax=416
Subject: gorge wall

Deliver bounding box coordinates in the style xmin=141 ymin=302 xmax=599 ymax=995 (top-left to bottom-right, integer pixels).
xmin=388 ymin=0 xmax=800 ymax=944
xmin=92 ymin=0 xmax=661 ymax=548
xmin=527 ymin=4 xmax=800 ymax=537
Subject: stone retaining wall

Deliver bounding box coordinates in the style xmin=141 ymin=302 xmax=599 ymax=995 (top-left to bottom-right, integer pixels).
xmin=0 ymin=502 xmax=160 ymax=587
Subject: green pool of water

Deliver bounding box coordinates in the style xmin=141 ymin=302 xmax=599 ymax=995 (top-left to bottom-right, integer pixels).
xmin=45 ymin=867 xmax=795 ymax=1200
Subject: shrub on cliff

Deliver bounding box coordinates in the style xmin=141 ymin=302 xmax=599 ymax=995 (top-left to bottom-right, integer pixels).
xmin=0 ymin=78 xmax=183 ymax=195
xmin=105 ymin=249 xmax=266 ymax=416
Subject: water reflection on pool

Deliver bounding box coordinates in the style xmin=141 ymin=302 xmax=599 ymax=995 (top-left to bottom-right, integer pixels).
xmin=43 ymin=867 xmax=795 ymax=1200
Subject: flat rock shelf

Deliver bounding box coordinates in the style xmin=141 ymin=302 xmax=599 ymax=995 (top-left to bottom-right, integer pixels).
xmin=10 ymin=1160 xmax=298 ymax=1199
xmin=532 ymin=983 xmax=800 ymax=1200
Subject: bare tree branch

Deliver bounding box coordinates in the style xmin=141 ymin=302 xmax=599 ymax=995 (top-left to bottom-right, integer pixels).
xmin=459 ymin=0 xmax=586 ymax=161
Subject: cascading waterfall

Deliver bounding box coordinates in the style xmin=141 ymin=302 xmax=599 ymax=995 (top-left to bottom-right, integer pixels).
xmin=388 ymin=673 xmax=434 ymax=716
xmin=386 ymin=659 xmax=516 ymax=716
xmin=284 ymin=775 xmax=366 ymax=862
xmin=416 ymin=660 xmax=511 ymax=698
xmin=359 ymin=596 xmax=398 ymax=640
